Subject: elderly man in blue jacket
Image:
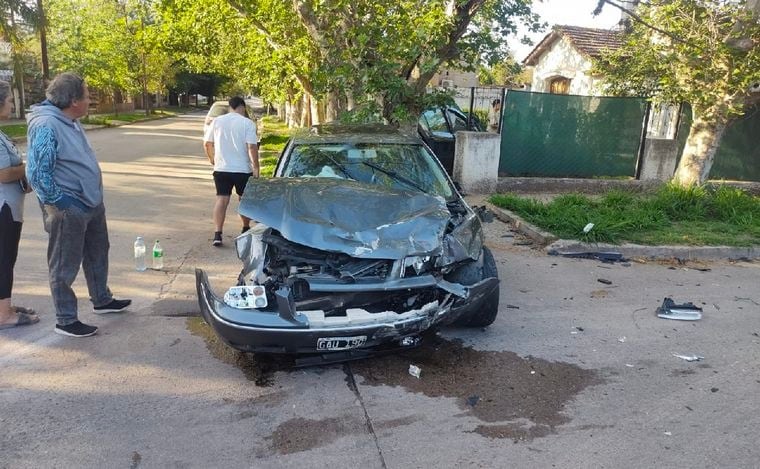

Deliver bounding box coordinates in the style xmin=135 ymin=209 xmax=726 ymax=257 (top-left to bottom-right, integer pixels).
xmin=26 ymin=72 xmax=131 ymax=338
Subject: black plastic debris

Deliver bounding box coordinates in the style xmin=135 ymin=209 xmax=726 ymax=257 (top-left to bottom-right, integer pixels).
xmin=474 ymin=206 xmax=495 ymax=223
xmin=597 ymin=278 xmax=613 ymax=285
xmin=657 ymin=297 xmax=703 ymax=321
xmin=549 ymin=250 xmax=627 ymax=263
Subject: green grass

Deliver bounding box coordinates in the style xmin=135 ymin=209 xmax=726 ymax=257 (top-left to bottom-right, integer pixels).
xmin=1 ymin=109 xmax=180 ymax=138
xmin=489 ymin=184 xmax=760 ymax=246
xmin=257 ymin=117 xmax=291 ymax=178
xmin=0 ymin=124 xmax=26 ymax=138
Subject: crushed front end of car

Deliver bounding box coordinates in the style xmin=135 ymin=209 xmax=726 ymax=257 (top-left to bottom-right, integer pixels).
xmin=196 ymin=177 xmax=499 ymax=355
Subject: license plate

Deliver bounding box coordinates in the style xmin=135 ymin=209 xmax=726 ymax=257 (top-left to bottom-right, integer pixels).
xmin=316 ymin=336 xmax=367 ymax=351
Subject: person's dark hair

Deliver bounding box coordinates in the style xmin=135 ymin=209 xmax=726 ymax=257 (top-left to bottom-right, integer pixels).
xmin=228 ymin=96 xmax=246 ymax=111
xmin=46 ymin=72 xmax=86 ymax=109
xmin=0 ymin=80 xmax=11 ymax=104
xmin=492 ymin=98 xmax=501 ymax=107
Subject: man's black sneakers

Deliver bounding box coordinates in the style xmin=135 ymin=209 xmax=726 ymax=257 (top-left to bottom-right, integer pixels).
xmin=213 ymin=231 xmax=223 ymax=246
xmin=94 ymin=298 xmax=132 ymax=314
xmin=55 ymin=321 xmax=98 ymax=337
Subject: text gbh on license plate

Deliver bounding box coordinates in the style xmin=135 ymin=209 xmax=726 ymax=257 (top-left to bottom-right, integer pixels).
xmin=317 ymin=336 xmax=367 ymax=351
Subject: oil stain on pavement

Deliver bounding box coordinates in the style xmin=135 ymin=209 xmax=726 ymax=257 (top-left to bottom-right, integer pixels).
xmin=266 ymin=417 xmax=366 ymax=454
xmin=186 ymin=317 xmax=294 ymax=386
xmin=189 ymin=317 xmax=602 ymax=443
xmin=350 ymin=334 xmax=603 ymax=442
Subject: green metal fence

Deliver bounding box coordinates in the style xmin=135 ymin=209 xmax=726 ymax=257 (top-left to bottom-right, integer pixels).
xmin=499 ymin=91 xmax=648 ymax=178
xmin=677 ymin=105 xmax=760 ymax=182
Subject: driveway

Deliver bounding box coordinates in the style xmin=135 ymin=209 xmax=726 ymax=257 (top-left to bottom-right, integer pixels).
xmin=1 ymin=114 xmax=759 ymax=468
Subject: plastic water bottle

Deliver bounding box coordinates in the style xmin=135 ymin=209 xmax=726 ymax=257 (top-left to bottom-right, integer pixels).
xmin=152 ymin=240 xmax=164 ymax=270
xmin=134 ymin=237 xmax=146 ymax=272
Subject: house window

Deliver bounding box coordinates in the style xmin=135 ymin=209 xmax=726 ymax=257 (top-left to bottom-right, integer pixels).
xmin=549 ymin=77 xmax=570 ymax=94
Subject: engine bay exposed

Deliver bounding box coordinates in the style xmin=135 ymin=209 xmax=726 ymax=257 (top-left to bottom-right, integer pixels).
xmin=251 ymin=230 xmax=444 ymax=317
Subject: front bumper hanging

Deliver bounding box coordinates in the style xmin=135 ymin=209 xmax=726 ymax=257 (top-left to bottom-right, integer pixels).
xmin=195 ymin=268 xmax=498 ymax=354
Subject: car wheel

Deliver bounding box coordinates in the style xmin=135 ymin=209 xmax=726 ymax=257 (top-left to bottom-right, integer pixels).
xmin=450 ymin=246 xmax=500 ymax=327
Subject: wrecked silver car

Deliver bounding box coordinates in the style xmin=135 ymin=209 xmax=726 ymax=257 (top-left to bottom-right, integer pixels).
xmin=195 ymin=125 xmax=499 ymax=357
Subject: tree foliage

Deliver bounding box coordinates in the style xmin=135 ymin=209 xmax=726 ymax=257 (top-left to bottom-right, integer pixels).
xmin=478 ymin=57 xmax=526 ymax=86
xmin=47 ymin=0 xmax=172 ymax=107
xmin=159 ymin=0 xmax=541 ymax=123
xmin=596 ymin=0 xmax=760 ymax=186
xmin=1 ymin=0 xmax=40 ymax=116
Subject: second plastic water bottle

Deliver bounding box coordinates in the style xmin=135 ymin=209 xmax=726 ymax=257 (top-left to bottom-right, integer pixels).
xmin=134 ymin=237 xmax=146 ymax=272
xmin=152 ymin=240 xmax=164 ymax=270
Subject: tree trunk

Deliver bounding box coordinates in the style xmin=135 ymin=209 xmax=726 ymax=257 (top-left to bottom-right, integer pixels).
xmin=301 ymin=94 xmax=311 ymax=127
xmin=311 ymin=94 xmax=323 ymax=125
xmin=325 ymin=90 xmax=341 ymax=121
xmin=672 ymin=114 xmax=728 ymax=186
xmin=37 ymin=0 xmax=50 ymax=81
xmin=11 ymin=51 xmax=25 ymax=119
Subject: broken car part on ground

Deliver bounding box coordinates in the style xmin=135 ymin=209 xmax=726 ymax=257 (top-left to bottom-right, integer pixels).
xmin=196 ymin=125 xmax=500 ymax=356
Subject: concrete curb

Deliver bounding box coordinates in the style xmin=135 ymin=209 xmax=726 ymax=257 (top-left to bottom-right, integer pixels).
xmin=546 ymin=239 xmax=760 ymax=261
xmin=485 ymin=202 xmax=558 ymax=245
xmin=486 ymin=202 xmax=760 ymax=261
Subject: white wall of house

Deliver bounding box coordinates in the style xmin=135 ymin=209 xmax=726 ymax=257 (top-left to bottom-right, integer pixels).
xmin=530 ymin=37 xmax=605 ymax=95
xmin=430 ymin=68 xmax=479 ymax=89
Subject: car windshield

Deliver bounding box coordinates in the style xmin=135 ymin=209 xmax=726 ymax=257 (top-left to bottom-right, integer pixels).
xmin=281 ymin=142 xmax=454 ymax=199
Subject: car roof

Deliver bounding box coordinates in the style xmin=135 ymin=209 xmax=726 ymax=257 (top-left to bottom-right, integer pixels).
xmin=291 ymin=123 xmax=423 ymax=145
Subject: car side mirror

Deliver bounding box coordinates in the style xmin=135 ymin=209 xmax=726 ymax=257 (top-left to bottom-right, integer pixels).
xmin=430 ymin=130 xmax=454 ymax=142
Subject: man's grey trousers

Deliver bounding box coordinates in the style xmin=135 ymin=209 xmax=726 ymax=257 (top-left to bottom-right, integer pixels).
xmin=41 ymin=202 xmax=113 ymax=326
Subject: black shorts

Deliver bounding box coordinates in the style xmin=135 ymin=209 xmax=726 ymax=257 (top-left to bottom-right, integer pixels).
xmin=213 ymin=171 xmax=253 ymax=196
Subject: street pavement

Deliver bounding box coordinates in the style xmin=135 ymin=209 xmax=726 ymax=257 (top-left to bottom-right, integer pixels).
xmin=1 ymin=114 xmax=759 ymax=468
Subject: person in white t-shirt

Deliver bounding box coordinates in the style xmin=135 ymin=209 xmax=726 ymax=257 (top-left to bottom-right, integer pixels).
xmin=203 ymin=96 xmax=259 ymax=246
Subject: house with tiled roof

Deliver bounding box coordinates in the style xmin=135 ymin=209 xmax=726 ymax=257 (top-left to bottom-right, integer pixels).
xmin=522 ymin=25 xmax=623 ymax=95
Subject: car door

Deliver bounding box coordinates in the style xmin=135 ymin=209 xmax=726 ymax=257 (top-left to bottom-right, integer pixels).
xmin=418 ymin=108 xmax=456 ymax=175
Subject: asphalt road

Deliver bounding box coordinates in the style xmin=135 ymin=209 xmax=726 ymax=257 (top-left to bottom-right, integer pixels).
xmin=2 ymin=114 xmax=759 ymax=468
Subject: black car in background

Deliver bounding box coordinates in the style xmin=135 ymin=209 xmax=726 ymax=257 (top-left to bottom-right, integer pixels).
xmin=417 ymin=106 xmax=484 ymax=176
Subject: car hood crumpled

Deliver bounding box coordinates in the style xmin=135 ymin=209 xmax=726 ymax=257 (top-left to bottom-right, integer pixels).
xmin=239 ymin=177 xmax=451 ymax=259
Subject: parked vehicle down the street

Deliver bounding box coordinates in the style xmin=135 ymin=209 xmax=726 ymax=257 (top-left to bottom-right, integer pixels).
xmin=195 ymin=124 xmax=500 ymax=360
xmin=203 ymin=100 xmax=255 ymax=135
xmin=417 ymin=106 xmax=484 ymax=176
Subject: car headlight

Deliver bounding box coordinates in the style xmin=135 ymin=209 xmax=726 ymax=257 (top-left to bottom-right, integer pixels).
xmin=234 ymin=231 xmax=252 ymax=261
xmin=235 ymin=227 xmax=268 ymax=281
xmin=401 ymin=255 xmax=433 ymax=277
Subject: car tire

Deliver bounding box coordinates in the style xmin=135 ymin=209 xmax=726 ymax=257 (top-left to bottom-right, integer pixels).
xmin=449 ymin=247 xmax=500 ymax=327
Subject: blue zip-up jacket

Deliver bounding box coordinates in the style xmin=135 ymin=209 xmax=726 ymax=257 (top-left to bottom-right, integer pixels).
xmin=26 ymin=101 xmax=103 ymax=210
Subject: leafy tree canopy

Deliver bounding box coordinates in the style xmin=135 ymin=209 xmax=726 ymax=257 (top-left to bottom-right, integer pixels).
xmin=597 ymin=0 xmax=760 ymax=121
xmin=596 ymin=0 xmax=760 ymax=186
xmin=158 ymin=0 xmax=542 ymax=122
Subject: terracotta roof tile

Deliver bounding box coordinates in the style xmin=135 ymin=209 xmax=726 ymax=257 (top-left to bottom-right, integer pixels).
xmin=557 ymin=25 xmax=623 ymax=58
xmin=523 ymin=25 xmax=623 ymax=65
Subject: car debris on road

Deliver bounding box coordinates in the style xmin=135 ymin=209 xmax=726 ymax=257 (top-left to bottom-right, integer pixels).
xmin=673 ymin=353 xmax=704 ymax=362
xmin=657 ymin=297 xmax=703 ymax=321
